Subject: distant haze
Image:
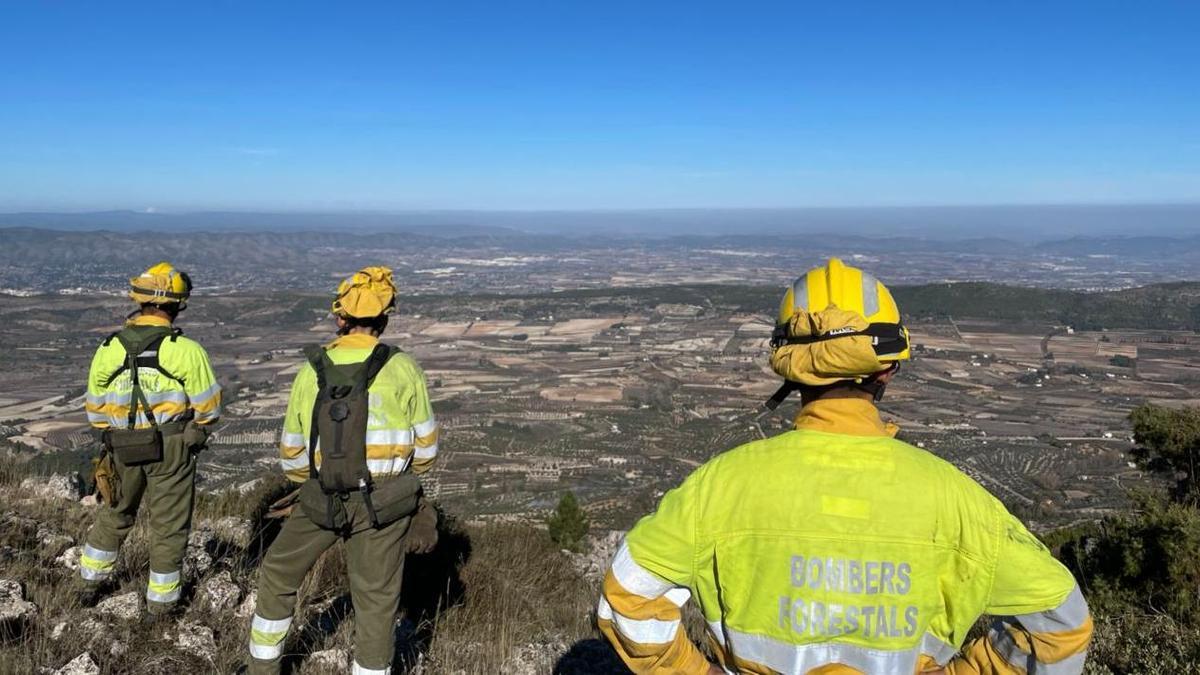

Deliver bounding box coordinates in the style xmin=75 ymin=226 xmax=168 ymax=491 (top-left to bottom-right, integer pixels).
xmin=2 ymin=203 xmax=1198 ymax=242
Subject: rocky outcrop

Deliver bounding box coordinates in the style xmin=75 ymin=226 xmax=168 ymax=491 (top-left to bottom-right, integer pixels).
xmin=210 ymin=516 xmax=254 ymax=548
xmin=37 ymin=526 xmax=74 ymax=557
xmin=95 ymin=592 xmax=140 ymax=622
xmin=55 ymin=545 xmax=80 ymax=571
xmin=308 ymin=648 xmax=349 ymax=671
xmin=20 ymin=474 xmax=81 ymax=502
xmin=0 ymin=579 xmax=37 ymax=639
xmin=48 ymin=652 xmax=100 ymax=675
xmin=184 ymin=528 xmax=215 ymax=577
xmin=168 ymin=621 xmax=216 ymax=661
xmin=569 ymin=530 xmax=624 ymax=581
xmin=199 ymin=570 xmax=241 ymax=612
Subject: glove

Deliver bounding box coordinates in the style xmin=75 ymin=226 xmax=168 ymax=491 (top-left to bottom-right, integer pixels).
xmin=183 ymin=422 xmax=210 ymax=453
xmin=404 ymin=498 xmax=439 ymax=554
xmin=91 ymin=451 xmax=119 ymax=505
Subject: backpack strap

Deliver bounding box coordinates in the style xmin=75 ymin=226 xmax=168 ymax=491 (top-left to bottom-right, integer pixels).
xmin=359 ymin=344 xmax=399 ymax=391
xmin=114 ymin=330 xmax=172 ymax=430
xmin=303 ymin=345 xmax=329 ymax=482
xmin=101 ymin=327 xmax=185 ymax=388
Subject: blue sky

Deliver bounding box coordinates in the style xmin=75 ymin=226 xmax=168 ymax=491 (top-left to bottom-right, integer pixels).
xmin=1 ymin=1 xmax=1197 ymax=211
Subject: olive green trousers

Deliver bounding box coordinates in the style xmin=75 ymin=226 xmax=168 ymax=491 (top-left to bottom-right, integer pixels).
xmin=80 ymin=431 xmax=196 ymax=613
xmin=247 ymin=491 xmax=411 ymax=674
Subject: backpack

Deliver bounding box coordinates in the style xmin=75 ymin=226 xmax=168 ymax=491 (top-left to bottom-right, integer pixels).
xmin=99 ymin=325 xmax=185 ymax=464
xmin=299 ymin=342 xmax=422 ymax=530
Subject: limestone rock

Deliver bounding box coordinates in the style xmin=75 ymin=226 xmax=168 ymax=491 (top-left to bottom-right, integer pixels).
xmin=212 ymin=516 xmax=254 ymax=548
xmin=308 ymin=648 xmax=349 ymax=671
xmin=200 ymin=570 xmax=241 ymax=612
xmin=570 ymin=530 xmax=625 ymax=581
xmin=0 ymin=579 xmax=38 ymax=638
xmin=501 ymin=636 xmax=571 ymax=675
xmin=37 ymin=526 xmax=74 ymax=557
xmin=95 ymin=591 xmax=140 ymax=621
xmin=20 ymin=474 xmax=81 ymax=501
xmin=236 ymin=589 xmax=257 ymax=619
xmin=170 ymin=621 xmax=216 ymax=660
xmin=51 ymin=652 xmax=99 ymax=675
xmin=56 ymin=545 xmax=81 ymax=571
xmin=184 ymin=528 xmax=215 ymax=577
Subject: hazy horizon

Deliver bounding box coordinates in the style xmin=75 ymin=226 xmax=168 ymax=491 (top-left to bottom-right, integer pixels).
xmin=2 ymin=202 xmax=1199 ymax=242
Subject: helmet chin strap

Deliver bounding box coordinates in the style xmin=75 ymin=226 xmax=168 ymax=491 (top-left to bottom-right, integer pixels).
xmin=859 ymin=362 xmax=900 ymax=402
xmin=759 ymin=362 xmax=899 ymax=415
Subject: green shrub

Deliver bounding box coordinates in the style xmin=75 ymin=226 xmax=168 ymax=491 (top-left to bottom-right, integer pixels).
xmin=547 ymin=491 xmax=590 ymax=552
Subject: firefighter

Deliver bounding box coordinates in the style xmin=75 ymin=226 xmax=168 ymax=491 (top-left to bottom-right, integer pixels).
xmin=246 ymin=266 xmax=440 ymax=675
xmin=598 ymin=258 xmax=1091 ymax=674
xmin=79 ymin=262 xmax=221 ymax=618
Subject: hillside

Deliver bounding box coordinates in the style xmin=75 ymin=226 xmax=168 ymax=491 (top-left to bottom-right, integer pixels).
xmin=1 ymin=462 xmax=1198 ymax=674
xmin=0 ymin=465 xmax=605 ymax=675
xmin=393 ymin=280 xmax=1200 ymax=331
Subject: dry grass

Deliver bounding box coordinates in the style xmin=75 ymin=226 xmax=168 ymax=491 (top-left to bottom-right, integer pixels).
xmin=4 ymin=459 xmax=1198 ymax=674
xmin=0 ymin=461 xmax=615 ymax=674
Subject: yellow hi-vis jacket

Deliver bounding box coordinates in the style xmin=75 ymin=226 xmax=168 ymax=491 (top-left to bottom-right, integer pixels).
xmin=278 ymin=333 xmax=439 ymax=482
xmin=599 ymin=398 xmax=1091 ymax=675
xmin=85 ymin=315 xmax=222 ymax=429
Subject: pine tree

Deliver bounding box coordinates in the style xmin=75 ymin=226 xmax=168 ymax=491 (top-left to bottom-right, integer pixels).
xmin=547 ymin=491 xmax=589 ymax=552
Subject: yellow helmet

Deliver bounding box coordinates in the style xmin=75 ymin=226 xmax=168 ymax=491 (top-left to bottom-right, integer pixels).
xmin=129 ymin=262 xmax=192 ymax=309
xmin=332 ymin=266 xmax=397 ymax=319
xmin=769 ymin=258 xmax=909 ymax=397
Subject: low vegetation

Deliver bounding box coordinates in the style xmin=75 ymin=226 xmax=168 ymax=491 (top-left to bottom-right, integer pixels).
xmin=0 ymin=463 xmax=598 ymax=674
xmin=547 ymin=492 xmax=590 ymax=553
xmin=7 ymin=404 xmax=1200 ymax=673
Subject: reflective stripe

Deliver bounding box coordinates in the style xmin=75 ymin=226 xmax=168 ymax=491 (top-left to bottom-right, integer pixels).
xmin=189 ymin=382 xmax=221 ymax=406
xmin=280 ymin=431 xmax=307 ymax=448
xmin=791 ymin=276 xmax=809 ymax=311
xmin=147 ymin=586 xmax=180 ymax=603
xmin=86 ymin=411 xmax=109 ymax=423
xmin=146 ymin=569 xmax=181 ymax=603
xmin=252 ymin=615 xmax=293 ymax=633
xmin=86 ymin=392 xmax=106 ymax=406
xmin=80 ymin=567 xmax=107 ymax=581
xmin=414 ymin=417 xmax=438 ymax=439
xmin=280 ymin=455 xmax=310 ymax=472
xmin=413 ymin=443 xmax=438 ymax=459
xmin=366 ymin=457 xmax=410 ymax=475
xmin=80 ymin=543 xmax=117 ymax=580
xmin=365 ymin=428 xmax=414 ymax=446
xmin=143 ymin=390 xmax=189 ymax=406
xmin=81 ymin=544 xmax=117 ymax=562
xmin=663 ymin=587 xmax=691 ymax=607
xmin=598 ymin=597 xmax=681 ymax=644
xmin=249 ymin=642 xmax=283 ymax=660
xmin=149 ymin=570 xmax=180 ymax=584
xmin=1016 ymin=585 xmax=1090 ymax=633
xmin=351 ymin=662 xmax=390 ymax=675
xmin=611 ymin=542 xmax=673 ymax=598
xmin=861 ymin=272 xmax=881 ymax=317
xmin=194 ymin=407 xmax=221 ymax=423
xmin=249 ymin=614 xmax=293 ymax=661
xmin=709 ymin=623 xmax=958 ymax=672
xmin=988 ymin=621 xmax=1088 ymax=674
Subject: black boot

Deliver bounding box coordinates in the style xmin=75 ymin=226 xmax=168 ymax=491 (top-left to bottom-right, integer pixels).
xmin=76 ymin=584 xmax=105 ymax=608
xmin=141 ymin=602 xmax=181 ymax=627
